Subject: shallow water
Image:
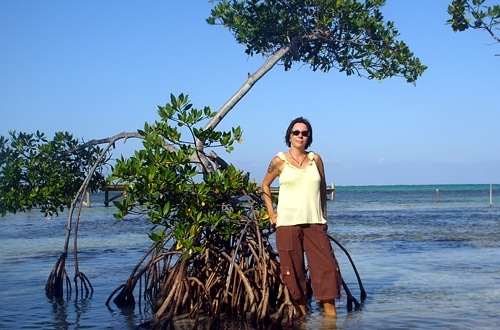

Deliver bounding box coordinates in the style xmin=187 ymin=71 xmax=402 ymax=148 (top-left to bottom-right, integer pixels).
xmin=0 ymin=184 xmax=499 ymax=329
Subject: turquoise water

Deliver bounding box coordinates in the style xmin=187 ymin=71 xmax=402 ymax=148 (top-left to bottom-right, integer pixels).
xmin=0 ymin=184 xmax=499 ymax=329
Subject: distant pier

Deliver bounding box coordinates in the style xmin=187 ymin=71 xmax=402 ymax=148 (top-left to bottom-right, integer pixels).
xmin=83 ymin=182 xmax=335 ymax=207
xmin=103 ymin=184 xmax=128 ymax=207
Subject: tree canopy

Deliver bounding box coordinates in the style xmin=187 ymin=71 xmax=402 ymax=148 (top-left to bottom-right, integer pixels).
xmin=0 ymin=131 xmax=108 ymax=216
xmin=447 ymin=0 xmax=500 ymax=44
xmin=202 ymin=0 xmax=426 ymax=131
xmin=208 ymin=0 xmax=426 ymax=82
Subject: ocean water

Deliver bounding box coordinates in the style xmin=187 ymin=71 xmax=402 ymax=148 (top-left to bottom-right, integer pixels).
xmin=0 ymin=184 xmax=499 ymax=329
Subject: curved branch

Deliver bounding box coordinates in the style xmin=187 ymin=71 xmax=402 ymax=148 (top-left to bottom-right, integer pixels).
xmin=328 ymin=234 xmax=367 ymax=302
xmin=46 ymin=131 xmax=147 ymax=298
xmin=66 ymin=131 xmax=144 ymax=153
xmin=203 ymin=44 xmax=292 ymax=131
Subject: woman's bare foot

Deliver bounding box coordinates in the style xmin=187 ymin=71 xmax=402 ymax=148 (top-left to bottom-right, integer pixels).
xmin=298 ymin=303 xmax=308 ymax=319
xmin=322 ymin=299 xmax=337 ymax=317
xmin=295 ymin=298 xmax=308 ymax=320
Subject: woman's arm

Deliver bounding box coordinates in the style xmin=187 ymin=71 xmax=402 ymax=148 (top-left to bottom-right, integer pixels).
xmin=314 ymin=153 xmax=327 ymax=219
xmin=261 ymin=156 xmax=281 ymax=225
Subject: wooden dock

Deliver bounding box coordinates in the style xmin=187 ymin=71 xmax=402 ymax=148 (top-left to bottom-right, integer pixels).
xmin=84 ymin=182 xmax=335 ymax=207
xmin=103 ymin=184 xmax=128 ymax=207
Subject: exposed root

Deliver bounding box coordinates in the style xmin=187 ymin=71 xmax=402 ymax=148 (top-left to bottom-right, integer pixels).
xmin=45 ymin=252 xmax=71 ymax=298
xmin=107 ymin=218 xmax=301 ymax=329
xmin=107 ymin=220 xmax=369 ymax=328
xmin=74 ymin=271 xmax=94 ymax=298
xmin=328 ymin=234 xmax=367 ymax=308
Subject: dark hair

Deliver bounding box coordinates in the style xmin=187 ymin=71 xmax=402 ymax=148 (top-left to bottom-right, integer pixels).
xmin=284 ymin=116 xmax=313 ymax=148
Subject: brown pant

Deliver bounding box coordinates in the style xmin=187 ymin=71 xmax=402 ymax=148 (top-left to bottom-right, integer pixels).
xmin=276 ymin=224 xmax=342 ymax=301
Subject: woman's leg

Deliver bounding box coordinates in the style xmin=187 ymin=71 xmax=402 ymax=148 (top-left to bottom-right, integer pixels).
xmin=276 ymin=226 xmax=308 ymax=316
xmin=303 ymin=224 xmax=342 ymax=316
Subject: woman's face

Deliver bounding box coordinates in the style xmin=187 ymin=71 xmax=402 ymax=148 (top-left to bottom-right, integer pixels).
xmin=289 ymin=122 xmax=309 ymax=149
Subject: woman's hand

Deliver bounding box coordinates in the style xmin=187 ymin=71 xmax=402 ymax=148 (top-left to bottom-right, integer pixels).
xmin=270 ymin=212 xmax=278 ymax=226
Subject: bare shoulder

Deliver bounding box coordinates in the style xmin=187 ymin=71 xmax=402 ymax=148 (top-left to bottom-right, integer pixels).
xmin=312 ymin=152 xmax=325 ymax=169
xmin=267 ymin=155 xmax=284 ymax=174
xmin=311 ymin=151 xmax=323 ymax=162
xmin=311 ymin=152 xmax=326 ymax=178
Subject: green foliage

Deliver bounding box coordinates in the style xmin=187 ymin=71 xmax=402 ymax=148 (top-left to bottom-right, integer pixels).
xmin=208 ymin=0 xmax=427 ymax=83
xmin=447 ymin=0 xmax=500 ymax=42
xmin=109 ymin=94 xmax=263 ymax=257
xmin=0 ymin=131 xmax=107 ymax=216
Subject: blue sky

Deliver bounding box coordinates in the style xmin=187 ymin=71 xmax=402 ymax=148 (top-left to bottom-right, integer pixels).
xmin=1 ymin=1 xmax=499 ymax=186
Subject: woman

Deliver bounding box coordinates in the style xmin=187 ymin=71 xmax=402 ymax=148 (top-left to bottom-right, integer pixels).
xmin=261 ymin=117 xmax=341 ymax=318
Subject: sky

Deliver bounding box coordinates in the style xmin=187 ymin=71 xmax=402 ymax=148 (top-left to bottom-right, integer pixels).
xmin=1 ymin=0 xmax=499 ymax=186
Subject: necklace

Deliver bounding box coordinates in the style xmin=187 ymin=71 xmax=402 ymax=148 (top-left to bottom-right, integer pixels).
xmin=288 ymin=151 xmax=307 ymax=166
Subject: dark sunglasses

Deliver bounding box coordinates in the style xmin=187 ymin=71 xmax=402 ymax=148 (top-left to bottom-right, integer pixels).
xmin=291 ymin=130 xmax=310 ymax=137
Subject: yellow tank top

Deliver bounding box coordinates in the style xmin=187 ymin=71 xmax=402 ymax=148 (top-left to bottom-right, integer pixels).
xmin=276 ymin=151 xmax=327 ymax=227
